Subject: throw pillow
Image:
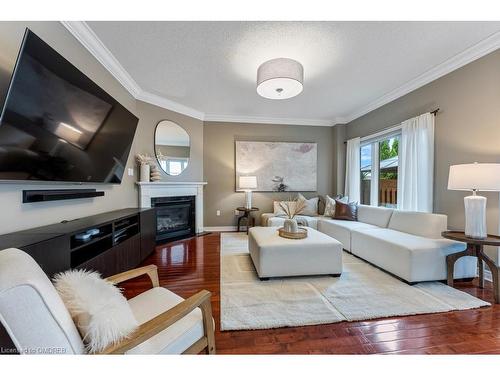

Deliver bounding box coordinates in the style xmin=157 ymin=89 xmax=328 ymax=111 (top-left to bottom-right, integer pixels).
xmin=297 ymin=193 xmax=319 ymax=216
xmin=323 ymin=195 xmax=348 ymax=217
xmin=53 ymin=269 xmax=139 ymax=353
xmin=333 ymin=199 xmax=358 ymax=221
xmin=273 ymin=200 xmax=297 ymax=216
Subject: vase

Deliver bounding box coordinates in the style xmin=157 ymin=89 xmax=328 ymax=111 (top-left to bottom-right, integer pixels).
xmin=140 ymin=164 xmax=151 ymax=182
xmin=284 ymin=219 xmax=299 ymax=233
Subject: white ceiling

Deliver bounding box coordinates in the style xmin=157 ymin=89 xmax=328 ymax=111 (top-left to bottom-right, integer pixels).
xmin=74 ymin=21 xmax=500 ymax=125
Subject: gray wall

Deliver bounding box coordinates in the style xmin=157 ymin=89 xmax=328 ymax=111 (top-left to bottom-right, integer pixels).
xmin=203 ymin=122 xmax=335 ymax=227
xmin=344 ymin=49 xmax=500 ymax=261
xmin=0 ymin=22 xmax=204 ymax=234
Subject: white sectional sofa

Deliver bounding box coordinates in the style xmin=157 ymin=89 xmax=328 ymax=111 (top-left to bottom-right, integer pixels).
xmin=262 ymin=205 xmax=477 ymax=283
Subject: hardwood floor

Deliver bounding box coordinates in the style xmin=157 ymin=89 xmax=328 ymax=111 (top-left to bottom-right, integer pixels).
xmin=121 ymin=232 xmax=500 ymax=354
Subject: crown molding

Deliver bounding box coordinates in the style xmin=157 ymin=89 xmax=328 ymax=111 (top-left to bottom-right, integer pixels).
xmin=204 ymin=113 xmax=339 ymax=126
xmin=61 ymin=21 xmax=205 ymax=120
xmin=343 ymin=30 xmax=500 ymax=123
xmin=62 ymin=22 xmax=500 ymax=127
xmin=61 ymin=21 xmax=142 ymax=97
xmin=136 ymin=91 xmax=205 ymax=120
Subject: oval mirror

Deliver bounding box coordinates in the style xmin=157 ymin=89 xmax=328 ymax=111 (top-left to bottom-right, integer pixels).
xmin=154 ymin=120 xmax=190 ymax=176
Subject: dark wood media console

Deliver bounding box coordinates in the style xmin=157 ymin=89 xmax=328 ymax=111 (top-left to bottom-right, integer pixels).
xmin=0 ymin=208 xmax=156 ymax=277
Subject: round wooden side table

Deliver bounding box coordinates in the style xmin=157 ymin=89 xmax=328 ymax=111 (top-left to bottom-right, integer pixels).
xmin=442 ymin=230 xmax=500 ymax=303
xmin=236 ymin=207 xmax=259 ymax=234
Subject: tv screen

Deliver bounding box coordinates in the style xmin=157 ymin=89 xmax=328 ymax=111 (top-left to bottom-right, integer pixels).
xmin=0 ymin=29 xmax=138 ymax=184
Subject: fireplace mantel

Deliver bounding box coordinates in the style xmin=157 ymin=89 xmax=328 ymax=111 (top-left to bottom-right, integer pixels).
xmin=136 ymin=181 xmax=207 ymax=233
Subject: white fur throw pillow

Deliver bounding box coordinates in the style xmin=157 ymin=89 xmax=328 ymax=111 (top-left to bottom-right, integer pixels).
xmin=53 ymin=269 xmax=138 ymax=353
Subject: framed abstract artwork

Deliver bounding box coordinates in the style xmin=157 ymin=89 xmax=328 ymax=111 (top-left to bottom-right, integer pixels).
xmin=235 ymin=141 xmax=318 ymax=192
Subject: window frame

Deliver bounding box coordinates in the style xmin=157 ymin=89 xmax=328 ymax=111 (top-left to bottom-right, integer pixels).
xmin=360 ymin=130 xmax=401 ymax=207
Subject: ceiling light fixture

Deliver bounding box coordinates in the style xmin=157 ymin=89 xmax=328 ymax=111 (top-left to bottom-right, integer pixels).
xmin=256 ymin=58 xmax=304 ymax=100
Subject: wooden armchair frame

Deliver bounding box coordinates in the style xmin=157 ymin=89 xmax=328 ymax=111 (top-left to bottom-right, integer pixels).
xmin=99 ymin=265 xmax=216 ymax=354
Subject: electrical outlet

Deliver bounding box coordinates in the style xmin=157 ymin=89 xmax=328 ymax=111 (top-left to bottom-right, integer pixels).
xmin=127 ymin=168 xmax=134 ymax=176
xmin=234 ymin=209 xmax=240 ymax=216
xmin=216 ymin=210 xmax=221 ymax=216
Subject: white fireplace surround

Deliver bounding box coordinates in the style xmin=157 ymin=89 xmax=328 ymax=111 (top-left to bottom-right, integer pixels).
xmin=136 ymin=182 xmax=207 ymax=233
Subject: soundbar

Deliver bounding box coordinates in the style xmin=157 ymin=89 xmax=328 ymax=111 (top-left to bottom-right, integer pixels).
xmin=22 ymin=189 xmax=105 ymax=203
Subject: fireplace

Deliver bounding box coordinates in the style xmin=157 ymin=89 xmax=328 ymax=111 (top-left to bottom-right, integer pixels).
xmin=151 ymin=195 xmax=196 ymax=243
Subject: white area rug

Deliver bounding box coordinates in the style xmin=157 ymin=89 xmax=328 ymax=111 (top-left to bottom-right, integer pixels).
xmin=220 ymin=233 xmax=490 ymax=331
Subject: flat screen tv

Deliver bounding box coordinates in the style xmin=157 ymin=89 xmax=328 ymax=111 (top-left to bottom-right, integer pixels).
xmin=0 ymin=29 xmax=138 ymax=184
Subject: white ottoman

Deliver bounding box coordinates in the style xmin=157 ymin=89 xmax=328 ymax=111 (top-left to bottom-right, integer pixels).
xmin=248 ymin=227 xmax=343 ymax=279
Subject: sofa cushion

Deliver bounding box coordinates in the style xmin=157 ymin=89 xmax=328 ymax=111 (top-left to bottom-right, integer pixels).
xmin=297 ymin=193 xmax=319 ymax=216
xmin=350 ymin=227 xmax=476 ymax=282
xmin=333 ymin=200 xmax=358 ymax=221
xmin=267 ymin=215 xmax=319 ymax=230
xmin=126 ymin=287 xmax=204 ymax=354
xmin=388 ymin=210 xmax=447 ymax=239
xmin=260 ymin=213 xmax=276 ymax=227
xmin=317 ymin=219 xmax=377 ymax=251
xmin=323 ymin=195 xmax=347 ymax=217
xmin=357 ymin=205 xmax=394 ymax=227
xmin=273 ymin=201 xmax=297 ymax=216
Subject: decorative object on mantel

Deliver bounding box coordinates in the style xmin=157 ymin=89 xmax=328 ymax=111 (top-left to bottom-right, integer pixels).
xmin=150 ymin=164 xmax=161 ymax=182
xmin=235 ymin=141 xmax=317 ymax=192
xmin=278 ymin=196 xmax=307 ymax=239
xmin=135 ymin=153 xmax=153 ymax=182
xmin=448 ymin=163 xmax=500 ymax=239
xmin=238 ymin=176 xmax=257 ymax=209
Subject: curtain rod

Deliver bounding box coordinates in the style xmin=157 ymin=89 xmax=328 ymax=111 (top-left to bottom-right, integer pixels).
xmin=343 ymin=108 xmax=439 ymax=145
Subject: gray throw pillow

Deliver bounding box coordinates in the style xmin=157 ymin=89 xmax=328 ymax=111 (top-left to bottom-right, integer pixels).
xmin=297 ymin=193 xmax=319 ymax=217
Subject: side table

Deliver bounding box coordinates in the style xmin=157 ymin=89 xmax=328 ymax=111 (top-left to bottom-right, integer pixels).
xmin=236 ymin=207 xmax=259 ymax=234
xmin=442 ymin=230 xmax=500 ymax=303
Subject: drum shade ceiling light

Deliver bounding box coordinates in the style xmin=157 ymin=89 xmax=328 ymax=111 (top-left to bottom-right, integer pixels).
xmin=256 ymin=58 xmax=304 ymax=100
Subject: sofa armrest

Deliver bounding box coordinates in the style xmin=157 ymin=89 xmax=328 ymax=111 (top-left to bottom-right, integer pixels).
xmin=260 ymin=213 xmax=276 ymax=227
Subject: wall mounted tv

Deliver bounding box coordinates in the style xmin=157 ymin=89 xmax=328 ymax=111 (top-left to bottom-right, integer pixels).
xmin=0 ymin=29 xmax=138 ymax=184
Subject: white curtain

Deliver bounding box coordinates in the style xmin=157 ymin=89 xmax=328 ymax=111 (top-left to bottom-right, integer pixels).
xmin=397 ymin=112 xmax=435 ymax=212
xmin=344 ymin=137 xmax=361 ymax=202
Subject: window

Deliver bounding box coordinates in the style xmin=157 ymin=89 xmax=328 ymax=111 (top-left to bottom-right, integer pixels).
xmin=160 ymin=158 xmax=189 ymax=176
xmin=360 ymin=144 xmax=372 ymax=205
xmin=359 ymin=133 xmax=400 ymax=207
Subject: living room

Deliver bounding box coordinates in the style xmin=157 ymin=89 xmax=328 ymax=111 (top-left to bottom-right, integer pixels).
xmin=1 ymin=0 xmax=500 ymax=372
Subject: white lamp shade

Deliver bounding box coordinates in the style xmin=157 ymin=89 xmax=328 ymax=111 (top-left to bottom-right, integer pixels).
xmin=238 ymin=176 xmax=258 ymax=190
xmin=257 ymin=58 xmax=303 ymax=100
xmin=448 ymin=163 xmax=500 ymax=191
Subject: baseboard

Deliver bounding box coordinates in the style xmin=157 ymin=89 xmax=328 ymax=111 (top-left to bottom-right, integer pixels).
xmin=203 ymin=226 xmax=238 ymax=232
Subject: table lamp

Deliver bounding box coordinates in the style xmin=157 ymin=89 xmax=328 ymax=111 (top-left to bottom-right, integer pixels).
xmin=448 ymin=163 xmax=500 ymax=239
xmin=238 ymin=176 xmax=257 ymax=209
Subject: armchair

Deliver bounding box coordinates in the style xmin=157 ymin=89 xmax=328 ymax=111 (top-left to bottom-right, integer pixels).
xmin=0 ymin=248 xmax=215 ymax=355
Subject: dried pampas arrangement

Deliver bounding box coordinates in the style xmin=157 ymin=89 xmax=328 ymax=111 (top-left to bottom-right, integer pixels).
xmin=135 ymin=153 xmax=153 ymax=166
xmin=279 ymin=195 xmax=306 ymax=219
xmin=135 ymin=153 xmax=162 ymax=182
